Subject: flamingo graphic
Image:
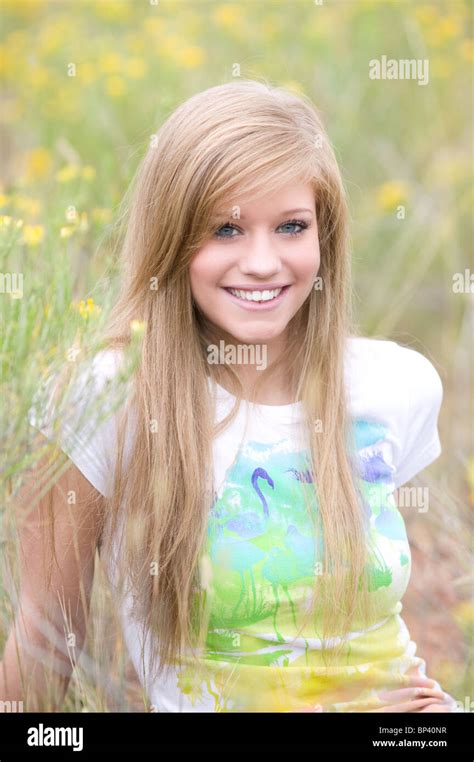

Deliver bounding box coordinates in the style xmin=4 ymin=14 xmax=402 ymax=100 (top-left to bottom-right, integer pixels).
xmin=261 ymin=524 xmax=323 ymax=639
xmin=208 ymin=460 xmax=321 ymax=626
xmin=208 ymin=468 xmax=275 ymax=621
xmin=250 ymin=467 xmax=274 ymax=516
xmin=222 ymin=468 xmax=274 ymax=538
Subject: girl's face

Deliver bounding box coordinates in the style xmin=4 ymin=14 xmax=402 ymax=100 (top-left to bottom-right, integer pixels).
xmin=189 ymin=182 xmax=320 ymax=346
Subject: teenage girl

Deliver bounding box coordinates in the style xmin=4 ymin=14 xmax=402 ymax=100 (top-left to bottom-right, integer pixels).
xmin=1 ymin=80 xmax=460 ymax=713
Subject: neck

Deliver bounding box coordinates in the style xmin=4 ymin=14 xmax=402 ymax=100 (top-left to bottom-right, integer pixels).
xmin=213 ymin=334 xmax=297 ymax=405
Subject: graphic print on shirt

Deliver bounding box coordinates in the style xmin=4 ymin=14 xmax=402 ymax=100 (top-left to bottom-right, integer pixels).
xmin=352 ymin=420 xmax=411 ymax=591
xmin=171 ymin=418 xmax=417 ymax=711
xmin=188 ymin=418 xmax=411 ymax=663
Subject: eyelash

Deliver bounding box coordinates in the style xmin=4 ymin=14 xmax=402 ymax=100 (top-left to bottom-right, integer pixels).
xmin=213 ymin=218 xmax=310 ymax=239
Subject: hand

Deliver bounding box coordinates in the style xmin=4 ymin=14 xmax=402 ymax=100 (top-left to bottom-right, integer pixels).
xmin=366 ymin=675 xmax=456 ymax=712
xmin=287 ymin=670 xmax=459 ymax=713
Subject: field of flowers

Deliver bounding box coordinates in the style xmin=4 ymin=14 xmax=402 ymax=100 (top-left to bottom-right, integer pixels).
xmin=0 ymin=0 xmax=472 ymax=711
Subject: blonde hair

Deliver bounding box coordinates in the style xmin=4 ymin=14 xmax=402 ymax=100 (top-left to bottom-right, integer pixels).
xmin=98 ymin=79 xmax=375 ymax=682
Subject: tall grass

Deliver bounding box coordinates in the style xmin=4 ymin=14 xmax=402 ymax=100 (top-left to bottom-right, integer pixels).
xmin=1 ymin=0 xmax=472 ymax=711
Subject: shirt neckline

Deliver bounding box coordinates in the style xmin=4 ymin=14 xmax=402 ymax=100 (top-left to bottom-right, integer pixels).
xmin=210 ymin=378 xmax=303 ymax=424
xmin=213 ymin=379 xmax=300 ymax=408
xmin=207 ymin=336 xmax=363 ymax=422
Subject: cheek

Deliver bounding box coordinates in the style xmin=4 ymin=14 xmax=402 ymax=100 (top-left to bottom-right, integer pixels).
xmin=292 ymin=240 xmax=320 ymax=282
xmin=189 ymin=248 xmax=230 ymax=310
xmin=189 ymin=249 xmax=218 ymax=292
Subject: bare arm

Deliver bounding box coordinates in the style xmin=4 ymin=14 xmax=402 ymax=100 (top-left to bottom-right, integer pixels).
xmin=0 ymin=433 xmax=105 ymax=711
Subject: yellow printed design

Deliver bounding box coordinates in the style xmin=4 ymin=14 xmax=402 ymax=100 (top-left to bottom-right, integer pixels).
xmin=175 ymin=420 xmax=425 ymax=711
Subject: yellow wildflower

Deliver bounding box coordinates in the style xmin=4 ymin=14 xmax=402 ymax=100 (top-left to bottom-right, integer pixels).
xmin=24 ymin=147 xmax=53 ymax=181
xmin=30 ymin=66 xmax=49 ymax=89
xmin=126 ymin=57 xmax=147 ymax=79
xmin=159 ymin=35 xmax=182 ymax=59
xmin=460 ymin=39 xmax=474 ymax=62
xmin=426 ymin=16 xmax=462 ymax=47
xmin=142 ymin=18 xmax=166 ymax=38
xmin=99 ymin=52 xmax=123 ymax=74
xmin=77 ymin=297 xmax=101 ymax=318
xmin=413 ymin=6 xmax=439 ymax=27
xmin=22 ymin=224 xmax=44 ymax=246
xmin=176 ymin=47 xmax=205 ymax=69
xmin=213 ymin=5 xmax=244 ymax=28
xmin=38 ymin=23 xmax=64 ymax=55
xmin=125 ymin=34 xmax=146 ymax=55
xmin=130 ymin=319 xmax=146 ymax=335
xmin=94 ymin=2 xmax=132 ymax=22
xmin=376 ymin=181 xmax=409 ymax=212
xmin=82 ymin=165 xmax=96 ymax=181
xmin=13 ymin=195 xmax=42 ymax=218
xmin=77 ymin=62 xmax=97 ymax=86
xmin=56 ymin=164 xmax=80 ymax=183
xmin=105 ymin=76 xmax=126 ymax=98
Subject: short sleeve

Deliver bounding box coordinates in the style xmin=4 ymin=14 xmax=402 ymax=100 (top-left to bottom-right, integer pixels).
xmin=391 ymin=345 xmax=443 ymax=489
xmin=27 ymin=349 xmax=134 ymax=498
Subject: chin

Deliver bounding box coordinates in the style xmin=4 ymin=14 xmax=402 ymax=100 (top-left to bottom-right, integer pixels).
xmin=226 ymin=325 xmax=289 ymax=345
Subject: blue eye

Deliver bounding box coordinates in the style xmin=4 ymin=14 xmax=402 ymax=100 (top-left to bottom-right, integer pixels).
xmin=213 ymin=219 xmax=309 ymax=239
xmin=214 ymin=223 xmax=239 ymax=238
xmin=278 ymin=220 xmax=308 ymax=236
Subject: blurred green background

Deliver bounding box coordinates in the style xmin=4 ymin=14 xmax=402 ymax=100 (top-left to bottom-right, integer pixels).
xmin=1 ymin=0 xmax=472 ymax=711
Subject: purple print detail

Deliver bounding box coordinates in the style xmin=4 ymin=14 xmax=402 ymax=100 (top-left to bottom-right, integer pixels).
xmin=284 ymin=468 xmax=314 ymax=483
xmin=251 ymin=468 xmax=274 ymax=517
xmin=358 ymin=452 xmax=393 ymax=483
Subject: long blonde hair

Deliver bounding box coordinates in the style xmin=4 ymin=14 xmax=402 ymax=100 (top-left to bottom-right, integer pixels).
xmin=98 ymin=79 xmax=375 ymax=680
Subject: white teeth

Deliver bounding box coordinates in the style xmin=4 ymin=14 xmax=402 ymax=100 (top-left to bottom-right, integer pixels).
xmin=228 ymin=287 xmax=283 ymax=302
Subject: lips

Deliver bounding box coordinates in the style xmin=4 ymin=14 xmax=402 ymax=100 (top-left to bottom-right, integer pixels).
xmin=222 ymin=285 xmax=290 ymax=311
xmin=222 ymin=284 xmax=289 ymax=291
xmin=226 ymin=287 xmax=283 ymax=302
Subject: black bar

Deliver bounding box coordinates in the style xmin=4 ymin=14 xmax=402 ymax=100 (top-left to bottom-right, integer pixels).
xmin=0 ymin=711 xmax=472 ymax=758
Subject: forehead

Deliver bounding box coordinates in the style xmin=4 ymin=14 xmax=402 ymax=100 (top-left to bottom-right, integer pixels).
xmin=212 ymin=181 xmax=315 ymax=220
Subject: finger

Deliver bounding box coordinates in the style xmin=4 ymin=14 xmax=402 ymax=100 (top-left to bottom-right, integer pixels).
xmin=402 ymin=674 xmax=439 ymax=689
xmin=377 ymin=686 xmax=446 ymax=704
xmin=419 ymin=703 xmax=455 ymax=713
xmin=418 ymin=694 xmax=458 ymax=713
xmin=367 ymin=697 xmax=447 ymax=713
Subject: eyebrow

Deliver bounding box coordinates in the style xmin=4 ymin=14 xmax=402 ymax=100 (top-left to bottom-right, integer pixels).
xmin=214 ymin=207 xmax=315 ymax=220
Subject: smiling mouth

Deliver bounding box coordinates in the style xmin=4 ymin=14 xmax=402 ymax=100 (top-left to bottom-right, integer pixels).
xmin=224 ymin=286 xmax=287 ymax=303
xmin=221 ymin=285 xmax=291 ymax=311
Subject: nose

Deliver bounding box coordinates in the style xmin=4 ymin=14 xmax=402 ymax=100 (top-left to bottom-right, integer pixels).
xmin=238 ymin=231 xmax=283 ymax=279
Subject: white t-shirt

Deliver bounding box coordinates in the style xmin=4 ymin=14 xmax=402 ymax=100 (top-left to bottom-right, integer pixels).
xmin=27 ymin=336 xmax=444 ymax=712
